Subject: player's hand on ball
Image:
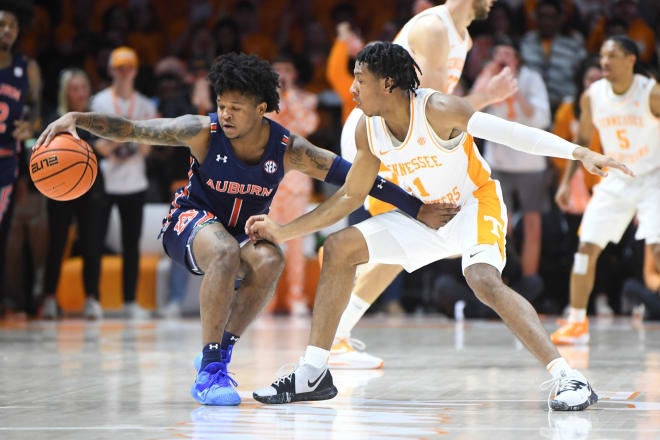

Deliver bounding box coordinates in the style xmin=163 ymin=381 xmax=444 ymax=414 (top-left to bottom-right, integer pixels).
xmin=35 ymin=113 xmax=80 ymax=150
xmin=417 ymin=203 xmax=460 ymax=229
xmin=246 ymin=214 xmax=284 ymax=244
xmin=574 ymin=147 xmax=634 ymax=178
xmin=555 ymin=181 xmax=572 ymax=212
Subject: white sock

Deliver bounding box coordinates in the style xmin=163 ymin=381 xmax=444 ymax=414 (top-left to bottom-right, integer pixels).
xmin=568 ymin=307 xmax=586 ymax=323
xmin=547 ymin=357 xmax=573 ymax=380
xmin=335 ymin=293 xmax=371 ymax=340
xmin=304 ymin=345 xmax=329 ymax=369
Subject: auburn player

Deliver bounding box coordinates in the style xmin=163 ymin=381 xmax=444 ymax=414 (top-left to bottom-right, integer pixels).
xmin=36 ymin=53 xmax=453 ymax=406
xmin=0 ymin=0 xmax=41 ymax=317
xmin=333 ymin=0 xmax=517 ymax=369
xmin=552 ymin=36 xmax=660 ymax=345
xmin=249 ymin=42 xmax=630 ymax=410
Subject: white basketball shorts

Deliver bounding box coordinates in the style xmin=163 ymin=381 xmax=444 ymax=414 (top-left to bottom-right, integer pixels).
xmin=353 ymin=181 xmax=508 ymax=274
xmin=579 ymin=169 xmax=660 ymax=247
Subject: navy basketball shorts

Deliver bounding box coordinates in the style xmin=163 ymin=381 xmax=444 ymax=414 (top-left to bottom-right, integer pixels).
xmin=161 ymin=207 xmax=250 ymax=276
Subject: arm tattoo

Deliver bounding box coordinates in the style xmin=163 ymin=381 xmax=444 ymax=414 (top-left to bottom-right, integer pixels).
xmin=76 ymin=113 xmax=206 ymax=146
xmin=287 ymin=135 xmax=334 ymax=172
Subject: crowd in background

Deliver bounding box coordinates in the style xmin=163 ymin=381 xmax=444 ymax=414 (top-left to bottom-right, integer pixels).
xmin=2 ymin=0 xmax=660 ymax=321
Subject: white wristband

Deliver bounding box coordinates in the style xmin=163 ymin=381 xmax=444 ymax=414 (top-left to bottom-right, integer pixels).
xmin=466 ymin=111 xmax=577 ymax=160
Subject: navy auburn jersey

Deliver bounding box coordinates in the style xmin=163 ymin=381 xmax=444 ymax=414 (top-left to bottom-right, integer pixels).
xmin=162 ymin=112 xmax=289 ymax=238
xmin=0 ymin=55 xmax=29 ymax=185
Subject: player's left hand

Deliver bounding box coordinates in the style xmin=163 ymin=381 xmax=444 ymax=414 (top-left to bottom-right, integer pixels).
xmin=574 ymin=147 xmax=634 ymax=178
xmin=12 ymin=120 xmax=33 ymax=142
xmin=245 ymin=214 xmax=285 ymax=244
xmin=417 ymin=202 xmax=460 ymax=229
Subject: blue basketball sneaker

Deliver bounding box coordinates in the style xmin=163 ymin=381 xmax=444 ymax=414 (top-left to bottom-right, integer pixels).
xmin=191 ymin=348 xmax=240 ymax=406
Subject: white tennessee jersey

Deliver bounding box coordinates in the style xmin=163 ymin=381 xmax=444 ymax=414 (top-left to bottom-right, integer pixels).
xmin=394 ymin=5 xmax=471 ymax=94
xmin=365 ymin=88 xmax=493 ymax=205
xmin=589 ymin=74 xmax=660 ymax=175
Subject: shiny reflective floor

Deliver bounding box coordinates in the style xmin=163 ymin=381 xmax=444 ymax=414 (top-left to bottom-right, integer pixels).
xmin=1 ymin=315 xmax=659 ymax=439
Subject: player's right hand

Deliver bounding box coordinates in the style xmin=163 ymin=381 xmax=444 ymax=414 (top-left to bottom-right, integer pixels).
xmin=417 ymin=203 xmax=460 ymax=229
xmin=34 ymin=112 xmax=80 ymax=150
xmin=245 ymin=214 xmax=285 ymax=244
xmin=555 ymin=182 xmax=571 ymax=212
xmin=486 ymin=66 xmax=518 ymax=104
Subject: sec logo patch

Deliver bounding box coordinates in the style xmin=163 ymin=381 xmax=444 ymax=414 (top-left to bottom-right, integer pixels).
xmin=264 ymin=160 xmax=277 ymax=174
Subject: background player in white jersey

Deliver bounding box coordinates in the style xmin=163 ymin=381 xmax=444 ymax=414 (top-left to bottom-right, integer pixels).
xmin=334 ymin=0 xmax=518 ymax=369
xmin=552 ymin=35 xmax=660 ymax=345
xmin=249 ymin=42 xmax=630 ymax=410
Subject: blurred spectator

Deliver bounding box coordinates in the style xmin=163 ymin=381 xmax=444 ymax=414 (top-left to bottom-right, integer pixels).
xmin=213 ymin=18 xmax=242 ymax=57
xmin=235 ymin=1 xmax=278 ymax=61
xmin=126 ymin=2 xmax=166 ymax=68
xmin=91 ymin=46 xmax=156 ymax=319
xmin=475 ymin=36 xmax=551 ymax=287
xmin=326 ymin=22 xmax=364 ymax=123
xmin=587 ymin=0 xmax=655 ymax=63
xmin=300 ymin=21 xmax=331 ymax=93
xmin=267 ymin=54 xmax=320 ymax=315
xmin=40 ymin=69 xmax=104 ymax=320
xmin=188 ymin=56 xmax=215 ymax=116
xmin=0 ymin=0 xmax=41 ymax=317
xmin=465 ymin=2 xmax=518 ymax=84
xmin=622 ymin=244 xmax=660 ymax=320
xmin=520 ymin=0 xmax=586 ymax=112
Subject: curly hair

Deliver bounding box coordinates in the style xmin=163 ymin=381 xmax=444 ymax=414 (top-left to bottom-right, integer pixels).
xmin=207 ymin=53 xmax=280 ymax=113
xmin=0 ymin=0 xmax=34 ymax=30
xmin=356 ymin=42 xmax=421 ymax=95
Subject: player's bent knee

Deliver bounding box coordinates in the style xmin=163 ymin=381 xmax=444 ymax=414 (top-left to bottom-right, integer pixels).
xmin=323 ymin=228 xmax=368 ymax=267
xmin=577 ymin=242 xmax=602 ymax=258
xmin=251 ymin=241 xmax=285 ymax=276
xmin=204 ymin=240 xmax=241 ymax=274
xmin=464 ymin=264 xmax=503 ymax=303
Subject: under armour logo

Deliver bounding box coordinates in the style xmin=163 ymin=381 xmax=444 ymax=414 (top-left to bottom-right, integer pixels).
xmin=377 ymin=178 xmax=384 ymax=190
xmin=208 ymin=344 xmax=219 ymax=350
xmin=230 ymin=336 xmax=239 ymax=342
xmin=216 ymin=155 xmax=228 ymax=163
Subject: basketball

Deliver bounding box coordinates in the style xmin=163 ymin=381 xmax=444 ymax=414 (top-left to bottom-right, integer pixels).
xmin=29 ymin=133 xmax=97 ymax=201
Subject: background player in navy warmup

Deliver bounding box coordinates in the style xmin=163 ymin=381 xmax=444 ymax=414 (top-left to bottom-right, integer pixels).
xmin=0 ymin=0 xmax=41 ymax=316
xmin=36 ymin=53 xmax=455 ymax=406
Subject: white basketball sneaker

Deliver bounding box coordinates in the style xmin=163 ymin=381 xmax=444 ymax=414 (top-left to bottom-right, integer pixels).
xmin=253 ymin=358 xmax=338 ymax=404
xmin=541 ymin=369 xmax=598 ymax=411
xmin=329 ymin=338 xmax=383 ymax=369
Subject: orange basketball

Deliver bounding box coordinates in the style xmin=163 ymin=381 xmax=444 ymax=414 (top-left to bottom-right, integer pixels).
xmin=29 ymin=133 xmax=97 ymax=201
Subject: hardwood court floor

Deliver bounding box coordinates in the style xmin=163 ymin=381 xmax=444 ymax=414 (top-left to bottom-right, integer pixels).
xmin=1 ymin=315 xmax=659 ymax=439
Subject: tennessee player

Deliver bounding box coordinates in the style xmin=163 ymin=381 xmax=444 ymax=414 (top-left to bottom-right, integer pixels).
xmin=250 ymin=42 xmax=629 ymax=409
xmin=333 ymin=0 xmax=517 ymax=369
xmin=552 ymin=36 xmax=660 ymax=345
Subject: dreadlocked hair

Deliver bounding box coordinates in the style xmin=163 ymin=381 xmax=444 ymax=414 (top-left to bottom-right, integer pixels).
xmin=0 ymin=0 xmax=34 ymax=30
xmin=356 ymin=42 xmax=421 ymax=95
xmin=207 ymin=52 xmax=280 ymax=113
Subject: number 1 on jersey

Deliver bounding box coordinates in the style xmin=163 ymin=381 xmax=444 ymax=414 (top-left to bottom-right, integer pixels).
xmin=412 ymin=177 xmax=430 ymax=197
xmin=228 ymin=198 xmax=243 ymax=227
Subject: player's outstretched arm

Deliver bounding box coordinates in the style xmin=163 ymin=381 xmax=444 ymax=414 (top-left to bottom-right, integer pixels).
xmin=246 ymin=119 xmax=380 ymax=244
xmin=35 ymin=112 xmax=210 ymax=154
xmin=426 ymin=93 xmax=634 ymax=178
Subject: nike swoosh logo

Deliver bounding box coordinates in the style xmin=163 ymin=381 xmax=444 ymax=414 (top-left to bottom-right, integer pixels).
xmin=469 ymin=250 xmax=485 ymax=258
xmin=307 ymin=370 xmax=327 ymax=389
